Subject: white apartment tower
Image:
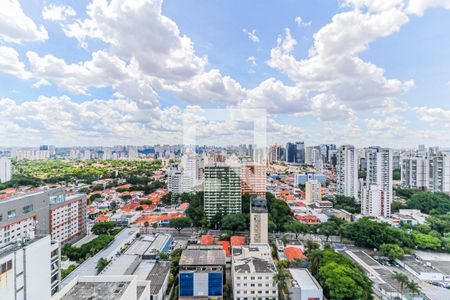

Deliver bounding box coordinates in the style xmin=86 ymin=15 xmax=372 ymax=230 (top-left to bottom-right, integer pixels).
xmin=0 ymin=157 xmax=12 ymax=183
xmin=429 ymin=153 xmax=450 ymax=193
xmin=363 ymin=147 xmax=393 ymax=217
xmin=337 ymin=145 xmax=359 ymax=200
xmin=401 ymin=157 xmax=429 ymax=190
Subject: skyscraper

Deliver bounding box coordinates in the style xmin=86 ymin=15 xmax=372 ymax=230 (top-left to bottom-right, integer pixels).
xmin=336 ymin=145 xmax=359 ymax=200
xmin=286 ymin=141 xmax=305 ymax=164
xmin=362 ymin=147 xmax=393 ymax=217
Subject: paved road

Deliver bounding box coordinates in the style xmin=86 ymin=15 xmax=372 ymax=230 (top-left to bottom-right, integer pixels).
xmin=387 ymin=266 xmax=450 ymax=300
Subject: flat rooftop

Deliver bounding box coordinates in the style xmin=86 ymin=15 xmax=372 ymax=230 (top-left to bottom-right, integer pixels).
xmin=147 ymin=261 xmax=171 ymax=295
xmin=125 ymin=240 xmax=152 ymax=256
xmin=402 ymin=256 xmax=437 ymax=273
xmin=288 ymin=269 xmax=321 ymax=291
xmin=61 ymin=228 xmax=138 ymax=287
xmin=61 ymin=281 xmax=130 ymax=300
xmin=180 ymin=247 xmax=226 ymax=266
xmin=101 ymin=254 xmax=140 ymax=276
xmin=232 ymin=244 xmax=276 ymax=274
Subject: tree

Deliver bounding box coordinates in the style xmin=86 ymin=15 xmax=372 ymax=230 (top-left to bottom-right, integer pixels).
xmin=393 ymin=169 xmax=401 ymax=180
xmin=273 ymin=266 xmax=289 ymax=298
xmin=284 ymin=222 xmax=309 ymax=239
xmin=412 ymin=231 xmax=442 ymax=250
xmin=140 ymin=200 xmax=153 ymax=205
xmin=393 ymin=271 xmax=409 ymax=296
xmin=380 ymin=244 xmax=405 ymax=260
xmin=406 ymin=192 xmax=450 ymax=214
xmin=169 ymin=217 xmax=192 ymax=232
xmin=268 ymin=220 xmax=277 ymax=233
xmin=305 ymin=240 xmax=320 ymax=252
xmin=406 ymin=279 xmax=421 ymax=296
xmin=241 ymin=194 xmax=251 ymax=214
xmin=308 ymin=249 xmax=373 ymax=300
xmin=221 ymin=214 xmax=249 ymax=232
xmin=318 ymin=221 xmax=337 ymax=242
xmin=135 ymin=206 xmax=144 ymax=211
xmin=91 ymin=221 xmax=116 ymax=235
xmin=161 ymin=192 xmax=173 ymax=205
xmin=342 ymin=218 xmax=413 ymax=249
xmin=96 ymin=258 xmax=109 ymax=274
xmin=319 ymin=262 xmax=371 ymax=299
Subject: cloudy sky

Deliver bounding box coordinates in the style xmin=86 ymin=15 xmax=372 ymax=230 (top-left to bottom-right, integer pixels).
xmin=1 ymin=0 xmax=450 ymax=147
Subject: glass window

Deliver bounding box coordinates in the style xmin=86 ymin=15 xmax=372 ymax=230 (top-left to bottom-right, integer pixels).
xmin=23 ymin=205 xmax=33 ymax=214
xmin=7 ymin=210 xmax=16 ymax=220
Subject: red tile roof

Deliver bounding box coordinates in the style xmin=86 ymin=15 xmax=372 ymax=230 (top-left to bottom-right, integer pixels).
xmin=284 ymin=246 xmax=307 ymax=261
xmin=96 ymin=215 xmax=110 ymax=222
xmin=230 ymin=236 xmax=246 ymax=246
xmin=216 ymin=241 xmax=231 ymax=256
xmin=200 ymin=235 xmax=214 ymax=245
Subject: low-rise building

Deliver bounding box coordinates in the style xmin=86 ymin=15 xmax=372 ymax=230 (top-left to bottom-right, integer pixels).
xmin=53 ymin=275 xmax=149 ymax=300
xmin=232 ymin=244 xmax=278 ymax=300
xmin=179 ymin=245 xmax=226 ymax=299
xmin=287 ymin=268 xmax=323 ymax=300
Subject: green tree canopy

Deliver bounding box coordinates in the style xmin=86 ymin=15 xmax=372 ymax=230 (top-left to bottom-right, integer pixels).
xmin=169 ymin=217 xmax=192 ymax=232
xmin=91 ymin=221 xmax=116 ymax=235
xmin=221 ymin=214 xmax=249 ymax=232
xmin=380 ymin=243 xmax=405 ymax=260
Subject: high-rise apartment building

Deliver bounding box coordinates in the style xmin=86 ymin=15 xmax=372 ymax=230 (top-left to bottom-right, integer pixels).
xmin=0 ymin=157 xmax=12 ymax=183
xmin=401 ymin=156 xmax=429 ymax=190
xmin=337 ymin=145 xmax=359 ymax=200
xmin=0 ymin=188 xmax=86 ymax=246
xmin=10 ymin=150 xmax=50 ymax=161
xmin=305 ymin=180 xmax=322 ymax=205
xmin=361 ymin=185 xmax=384 ymax=217
xmin=240 ymin=164 xmax=265 ymax=196
xmin=204 ymin=161 xmax=241 ymax=220
xmin=362 ymin=147 xmax=393 ymax=217
xmin=0 ymin=235 xmax=61 ymax=298
xmin=429 ymin=153 xmax=450 ymax=193
xmin=250 ymin=196 xmax=268 ymax=244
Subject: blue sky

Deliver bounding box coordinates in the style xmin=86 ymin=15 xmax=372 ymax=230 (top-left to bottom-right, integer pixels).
xmin=1 ymin=0 xmax=450 ymax=147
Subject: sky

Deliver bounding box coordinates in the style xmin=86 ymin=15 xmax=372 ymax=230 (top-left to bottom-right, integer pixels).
xmin=1 ymin=0 xmax=450 ymax=147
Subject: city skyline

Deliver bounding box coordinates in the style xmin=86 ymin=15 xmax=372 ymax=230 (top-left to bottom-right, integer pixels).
xmin=1 ymin=1 xmax=450 ymax=147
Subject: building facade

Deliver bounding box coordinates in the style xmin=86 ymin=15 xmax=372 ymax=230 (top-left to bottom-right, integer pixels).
xmin=232 ymin=244 xmax=278 ymax=300
xmin=0 ymin=235 xmax=61 ymax=299
xmin=401 ymin=156 xmax=429 ymax=190
xmin=204 ymin=164 xmax=241 ymax=220
xmin=363 ymin=147 xmax=393 ymax=217
xmin=337 ymin=145 xmax=359 ymax=200
xmin=240 ymin=164 xmax=266 ymax=196
xmin=0 ymin=157 xmax=12 ymax=183
xmin=0 ymin=188 xmax=86 ymax=247
xmin=286 ymin=142 xmax=305 ymax=164
xmin=305 ymin=180 xmax=322 ymax=205
xmin=250 ymin=196 xmax=268 ymax=244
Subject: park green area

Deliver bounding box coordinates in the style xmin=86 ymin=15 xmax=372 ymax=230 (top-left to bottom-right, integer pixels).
xmin=3 ymin=159 xmax=163 ymax=186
